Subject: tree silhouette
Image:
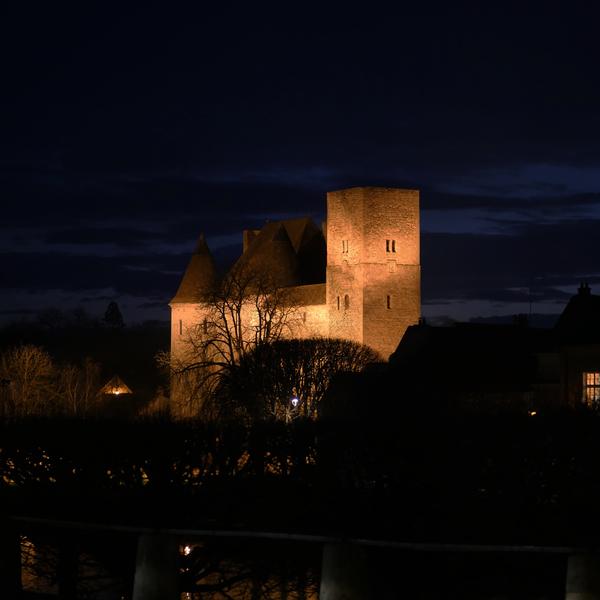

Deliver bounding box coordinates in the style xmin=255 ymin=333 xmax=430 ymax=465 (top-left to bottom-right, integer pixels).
xmin=103 ymin=301 xmax=125 ymax=328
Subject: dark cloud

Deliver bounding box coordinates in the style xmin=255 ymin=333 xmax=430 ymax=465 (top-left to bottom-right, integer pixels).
xmin=422 ymin=189 xmax=600 ymax=215
xmin=0 ymin=252 xmax=185 ymax=298
xmin=44 ymin=227 xmax=166 ymax=247
xmin=423 ymin=219 xmax=600 ymax=305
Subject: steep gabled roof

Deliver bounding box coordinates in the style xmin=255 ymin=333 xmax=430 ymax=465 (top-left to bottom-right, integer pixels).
xmin=236 ymin=222 xmax=299 ymax=287
xmin=281 ymin=217 xmax=315 ymax=252
xmin=100 ymin=375 xmax=132 ymax=395
xmin=171 ymin=234 xmax=216 ymax=303
xmin=235 ymin=217 xmax=326 ymax=287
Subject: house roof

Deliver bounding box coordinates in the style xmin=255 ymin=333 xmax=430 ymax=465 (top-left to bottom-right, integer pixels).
xmin=170 ymin=234 xmax=216 ymax=304
xmin=555 ymin=283 xmax=600 ymax=343
xmin=390 ymin=321 xmax=555 ymax=393
xmin=233 ymin=217 xmax=326 ymax=288
xmin=236 ymin=222 xmax=299 ymax=287
xmin=100 ymin=375 xmax=132 ymax=395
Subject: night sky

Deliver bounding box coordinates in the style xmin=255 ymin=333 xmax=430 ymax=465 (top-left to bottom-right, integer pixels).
xmin=3 ymin=2 xmax=600 ymax=326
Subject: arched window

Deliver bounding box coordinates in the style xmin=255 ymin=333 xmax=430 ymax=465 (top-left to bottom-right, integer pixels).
xmin=344 ymin=294 xmax=350 ymax=310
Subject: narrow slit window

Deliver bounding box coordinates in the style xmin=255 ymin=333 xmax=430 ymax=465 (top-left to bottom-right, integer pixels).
xmin=386 ymin=295 xmax=391 ymax=309
xmin=337 ymin=296 xmax=340 ymax=310
xmin=344 ymin=294 xmax=350 ymax=310
xmin=302 ymin=312 xmax=307 ymax=323
xmin=179 ymin=319 xmax=183 ymax=335
xmin=342 ymin=240 xmax=349 ymax=253
xmin=203 ymin=318 xmax=208 ymax=334
xmin=386 ymin=239 xmax=390 ymax=252
xmin=392 ymin=240 xmax=396 ymax=252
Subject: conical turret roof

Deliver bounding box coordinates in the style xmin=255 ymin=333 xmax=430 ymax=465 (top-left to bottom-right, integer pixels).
xmin=237 ymin=222 xmax=299 ymax=287
xmin=171 ymin=234 xmax=216 ymax=303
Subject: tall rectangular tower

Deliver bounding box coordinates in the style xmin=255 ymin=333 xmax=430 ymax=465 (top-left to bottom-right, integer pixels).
xmin=326 ymin=187 xmax=420 ymax=359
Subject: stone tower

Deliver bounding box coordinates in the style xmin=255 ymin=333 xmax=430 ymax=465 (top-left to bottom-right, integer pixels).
xmin=326 ymin=187 xmax=420 ymax=359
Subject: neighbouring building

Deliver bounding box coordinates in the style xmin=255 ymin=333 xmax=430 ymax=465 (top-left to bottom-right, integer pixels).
xmin=386 ymin=283 xmax=600 ymax=412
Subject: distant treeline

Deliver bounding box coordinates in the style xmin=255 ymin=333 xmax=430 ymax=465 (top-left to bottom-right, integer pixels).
xmin=0 ymin=313 xmax=169 ymax=411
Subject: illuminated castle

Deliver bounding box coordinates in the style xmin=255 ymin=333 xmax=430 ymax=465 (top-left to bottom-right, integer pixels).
xmin=170 ymin=187 xmax=420 ymax=409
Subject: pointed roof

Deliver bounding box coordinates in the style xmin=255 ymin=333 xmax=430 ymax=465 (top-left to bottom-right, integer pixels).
xmin=171 ymin=234 xmax=217 ymax=304
xmin=234 ymin=217 xmax=326 ymax=287
xmin=236 ymin=222 xmax=300 ymax=287
xmin=100 ymin=375 xmax=132 ymax=395
xmin=281 ymin=217 xmax=314 ymax=252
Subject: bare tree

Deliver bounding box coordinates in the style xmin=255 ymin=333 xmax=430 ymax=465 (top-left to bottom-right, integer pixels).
xmin=54 ymin=358 xmax=102 ymax=416
xmin=0 ymin=345 xmax=54 ymax=417
xmin=166 ymin=263 xmax=301 ymax=419
xmin=0 ymin=345 xmax=102 ymax=419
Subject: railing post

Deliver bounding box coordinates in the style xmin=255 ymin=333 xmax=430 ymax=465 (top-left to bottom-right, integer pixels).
xmin=132 ymin=533 xmax=179 ymax=600
xmin=319 ymin=543 xmax=372 ymax=600
xmin=0 ymin=518 xmax=21 ymax=599
xmin=566 ymin=554 xmax=600 ymax=599
xmin=57 ymin=537 xmax=78 ymax=600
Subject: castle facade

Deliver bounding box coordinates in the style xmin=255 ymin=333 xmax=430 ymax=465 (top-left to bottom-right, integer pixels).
xmin=170 ymin=187 xmax=420 ymax=412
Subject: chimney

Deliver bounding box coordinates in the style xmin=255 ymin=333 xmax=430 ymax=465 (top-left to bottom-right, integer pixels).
xmin=243 ymin=229 xmax=260 ymax=253
xmin=578 ymin=281 xmax=592 ymax=296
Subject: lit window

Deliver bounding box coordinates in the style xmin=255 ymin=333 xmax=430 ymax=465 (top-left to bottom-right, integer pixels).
xmin=344 ymin=294 xmax=350 ymax=310
xmin=583 ymin=372 xmax=600 ymax=406
xmin=386 ymin=295 xmax=391 ymax=309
